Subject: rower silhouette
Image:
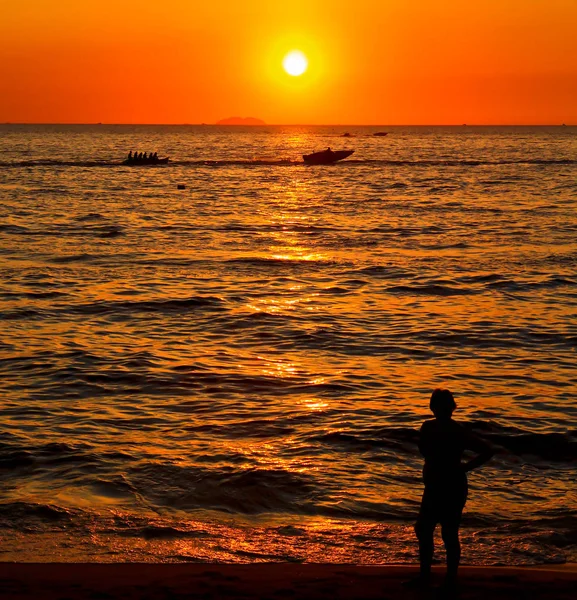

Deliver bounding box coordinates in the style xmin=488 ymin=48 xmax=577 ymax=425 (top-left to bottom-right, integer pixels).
xmin=412 ymin=388 xmax=494 ymax=589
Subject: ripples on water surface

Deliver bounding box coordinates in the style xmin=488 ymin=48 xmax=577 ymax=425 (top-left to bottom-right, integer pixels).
xmin=0 ymin=125 xmax=576 ymax=564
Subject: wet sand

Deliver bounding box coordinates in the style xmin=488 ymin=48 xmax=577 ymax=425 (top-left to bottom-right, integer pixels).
xmin=0 ymin=563 xmax=575 ymax=600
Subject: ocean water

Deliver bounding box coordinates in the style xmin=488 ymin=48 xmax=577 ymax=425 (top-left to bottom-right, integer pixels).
xmin=0 ymin=124 xmax=576 ymax=565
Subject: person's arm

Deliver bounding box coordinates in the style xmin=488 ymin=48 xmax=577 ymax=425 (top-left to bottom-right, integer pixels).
xmin=462 ymin=431 xmax=494 ymax=473
xmin=418 ymin=421 xmax=433 ymax=457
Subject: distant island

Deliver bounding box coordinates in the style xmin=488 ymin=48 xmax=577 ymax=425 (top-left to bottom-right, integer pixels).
xmin=216 ymin=116 xmax=266 ymax=125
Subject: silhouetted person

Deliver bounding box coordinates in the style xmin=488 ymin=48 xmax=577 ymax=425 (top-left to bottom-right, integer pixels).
xmin=128 ymin=151 xmax=133 ymax=160
xmin=413 ymin=388 xmax=494 ymax=589
xmin=138 ymin=152 xmax=143 ymax=160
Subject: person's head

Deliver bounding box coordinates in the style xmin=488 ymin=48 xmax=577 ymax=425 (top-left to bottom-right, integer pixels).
xmin=429 ymin=388 xmax=456 ymax=419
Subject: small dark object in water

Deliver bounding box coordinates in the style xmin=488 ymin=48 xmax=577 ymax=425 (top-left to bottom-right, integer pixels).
xmin=373 ymin=132 xmax=388 ymax=137
xmin=342 ymin=132 xmax=352 ymax=137
xmin=302 ymin=148 xmax=354 ymax=165
xmin=123 ymin=155 xmax=169 ymax=166
xmin=177 ymin=184 xmax=186 ymax=190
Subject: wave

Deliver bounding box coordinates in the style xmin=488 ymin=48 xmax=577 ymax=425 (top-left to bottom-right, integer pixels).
xmin=486 ymin=276 xmax=577 ymax=292
xmin=0 ymin=501 xmax=78 ymax=528
xmin=226 ymin=257 xmax=338 ymax=269
xmin=67 ymin=295 xmax=227 ymax=316
xmin=2 ymin=498 xmax=574 ymax=535
xmin=127 ymin=463 xmax=323 ymax=515
xmin=0 ymin=224 xmax=124 ymax=238
xmin=2 ymin=422 xmax=575 ymax=478
xmin=0 ymin=440 xmax=134 ymax=471
xmin=307 ymin=423 xmax=577 ymax=463
xmin=0 ymin=294 xmax=227 ymax=321
xmin=1 ymin=500 xmax=575 ymax=565
xmin=386 ymin=283 xmax=478 ymax=296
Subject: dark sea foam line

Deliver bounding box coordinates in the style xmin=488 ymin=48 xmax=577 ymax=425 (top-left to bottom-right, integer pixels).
xmin=1 ymin=158 xmax=575 ymax=168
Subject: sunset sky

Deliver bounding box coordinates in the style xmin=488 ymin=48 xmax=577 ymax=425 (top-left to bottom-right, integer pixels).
xmin=1 ymin=0 xmax=576 ymax=125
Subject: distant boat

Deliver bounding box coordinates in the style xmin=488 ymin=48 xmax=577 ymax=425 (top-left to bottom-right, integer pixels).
xmin=122 ymin=156 xmax=169 ymax=166
xmin=373 ymin=132 xmax=388 ymax=137
xmin=303 ymin=148 xmax=354 ymax=165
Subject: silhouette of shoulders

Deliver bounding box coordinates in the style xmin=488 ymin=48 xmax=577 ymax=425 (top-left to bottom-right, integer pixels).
xmin=419 ymin=418 xmax=491 ymax=482
xmin=419 ymin=419 xmax=490 ymax=454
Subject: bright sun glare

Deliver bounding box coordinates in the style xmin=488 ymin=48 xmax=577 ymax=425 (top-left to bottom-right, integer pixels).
xmin=283 ymin=50 xmax=308 ymax=76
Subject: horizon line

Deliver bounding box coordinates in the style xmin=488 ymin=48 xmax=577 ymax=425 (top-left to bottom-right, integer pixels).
xmin=0 ymin=122 xmax=574 ymax=127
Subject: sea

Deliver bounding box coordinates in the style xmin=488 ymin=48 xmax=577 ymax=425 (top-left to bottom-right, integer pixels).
xmin=0 ymin=124 xmax=576 ymax=565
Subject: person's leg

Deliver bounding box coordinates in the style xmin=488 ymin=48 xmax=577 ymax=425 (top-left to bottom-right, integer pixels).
xmin=440 ymin=522 xmax=461 ymax=583
xmin=415 ymin=519 xmax=435 ymax=581
xmin=441 ymin=481 xmax=467 ymax=585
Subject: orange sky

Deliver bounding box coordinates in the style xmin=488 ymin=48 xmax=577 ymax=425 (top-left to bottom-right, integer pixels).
xmin=1 ymin=0 xmax=576 ymax=124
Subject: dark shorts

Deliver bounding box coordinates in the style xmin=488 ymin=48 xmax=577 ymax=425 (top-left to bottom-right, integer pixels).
xmin=417 ymin=479 xmax=468 ymax=528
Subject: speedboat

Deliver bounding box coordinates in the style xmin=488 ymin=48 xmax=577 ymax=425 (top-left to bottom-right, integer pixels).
xmin=122 ymin=156 xmax=169 ymax=166
xmin=302 ymin=149 xmax=354 ymax=165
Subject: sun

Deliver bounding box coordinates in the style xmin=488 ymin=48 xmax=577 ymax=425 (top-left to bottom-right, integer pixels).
xmin=283 ymin=50 xmax=308 ymax=76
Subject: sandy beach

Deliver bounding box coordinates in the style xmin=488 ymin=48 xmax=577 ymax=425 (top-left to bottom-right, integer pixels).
xmin=0 ymin=564 xmax=575 ymax=600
